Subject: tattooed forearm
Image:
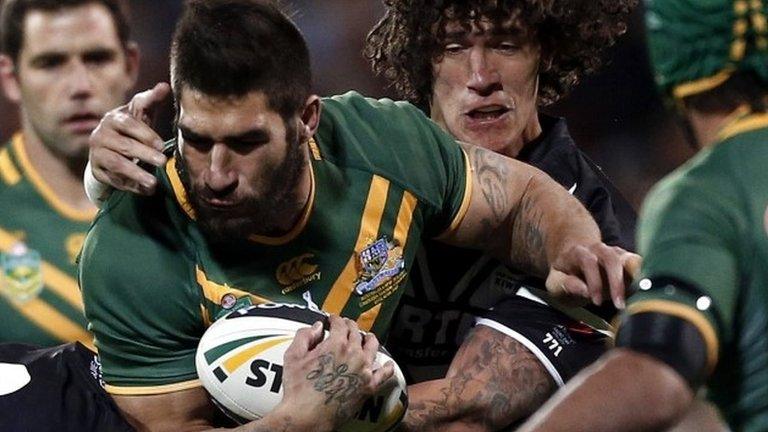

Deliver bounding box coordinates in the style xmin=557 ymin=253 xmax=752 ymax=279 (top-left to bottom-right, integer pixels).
xmin=509 ymin=191 xmax=547 ymax=275
xmin=402 ymin=327 xmax=555 ymax=432
xmin=470 ymin=145 xmax=510 ymax=223
xmin=306 ymin=353 xmax=362 ymax=418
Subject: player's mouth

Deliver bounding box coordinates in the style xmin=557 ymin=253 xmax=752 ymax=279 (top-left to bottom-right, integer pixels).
xmin=463 ymin=105 xmax=511 ymax=127
xmin=63 ymin=113 xmax=101 ymax=134
xmin=200 ymin=198 xmax=241 ymax=210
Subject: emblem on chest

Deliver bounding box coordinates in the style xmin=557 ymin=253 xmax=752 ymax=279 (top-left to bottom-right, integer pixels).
xmin=1 ymin=242 xmax=43 ymax=303
xmin=276 ymin=253 xmax=321 ymax=294
xmin=354 ymin=236 xmax=407 ymax=306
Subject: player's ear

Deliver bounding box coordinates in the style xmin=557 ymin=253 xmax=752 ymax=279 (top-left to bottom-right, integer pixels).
xmin=123 ymin=41 xmax=141 ymax=89
xmin=299 ymin=95 xmax=321 ymax=138
xmin=0 ymin=55 xmax=21 ymax=103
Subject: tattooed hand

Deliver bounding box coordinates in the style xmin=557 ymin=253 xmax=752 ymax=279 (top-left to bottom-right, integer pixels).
xmin=270 ymin=315 xmax=395 ymax=432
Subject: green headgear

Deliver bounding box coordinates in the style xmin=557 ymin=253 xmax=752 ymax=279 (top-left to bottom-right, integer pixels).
xmin=646 ymin=0 xmax=768 ymax=99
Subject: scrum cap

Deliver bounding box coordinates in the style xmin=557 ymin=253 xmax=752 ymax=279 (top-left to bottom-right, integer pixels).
xmin=646 ymin=0 xmax=768 ymax=99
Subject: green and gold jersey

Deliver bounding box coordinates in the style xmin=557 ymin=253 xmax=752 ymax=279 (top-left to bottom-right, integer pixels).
xmin=80 ymin=92 xmax=472 ymax=395
xmin=0 ymin=133 xmax=94 ymax=349
xmin=625 ymin=112 xmax=768 ymax=431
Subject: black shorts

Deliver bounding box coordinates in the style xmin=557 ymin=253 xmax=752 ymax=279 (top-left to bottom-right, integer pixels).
xmin=0 ymin=342 xmax=133 ymax=432
xmin=476 ymin=295 xmax=611 ymax=386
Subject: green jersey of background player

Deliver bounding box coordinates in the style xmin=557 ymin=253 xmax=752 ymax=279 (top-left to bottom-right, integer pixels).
xmin=81 ymin=1 xmax=638 ymax=431
xmin=520 ymin=0 xmax=768 ymax=431
xmin=0 ymin=0 xmax=138 ymax=348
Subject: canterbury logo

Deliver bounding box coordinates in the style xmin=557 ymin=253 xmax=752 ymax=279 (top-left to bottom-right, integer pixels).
xmin=276 ymin=254 xmax=318 ymax=286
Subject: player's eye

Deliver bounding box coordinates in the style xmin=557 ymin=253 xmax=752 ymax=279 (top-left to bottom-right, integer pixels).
xmin=83 ymin=49 xmax=117 ymax=66
xmin=496 ymin=42 xmax=520 ymax=54
xmin=182 ymin=135 xmax=214 ymax=152
xmin=444 ymin=43 xmax=466 ymax=55
xmin=30 ymin=54 xmax=67 ymax=70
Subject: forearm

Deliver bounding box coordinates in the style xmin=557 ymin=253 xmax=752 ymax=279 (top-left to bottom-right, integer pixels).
xmin=507 ymin=171 xmax=601 ymax=277
xmin=400 ymin=327 xmax=555 ymax=432
xmin=518 ymin=349 xmax=694 ymax=432
xmin=207 ymin=406 xmax=325 ymax=432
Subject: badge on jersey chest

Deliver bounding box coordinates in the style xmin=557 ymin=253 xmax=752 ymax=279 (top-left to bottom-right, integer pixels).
xmin=0 ymin=243 xmax=43 ymax=304
xmin=354 ymin=236 xmax=407 ymax=306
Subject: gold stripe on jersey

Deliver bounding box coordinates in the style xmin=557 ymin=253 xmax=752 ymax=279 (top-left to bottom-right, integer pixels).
xmin=624 ymin=299 xmax=719 ymax=373
xmin=166 ymin=157 xmax=196 ymax=219
xmin=438 ymin=148 xmax=473 ymax=238
xmin=323 ymin=176 xmax=390 ymax=315
xmin=11 ymin=134 xmax=95 ymax=222
xmin=105 ymin=379 xmax=202 ymax=395
xmin=11 ymin=298 xmax=93 ymax=350
xmin=0 ymin=147 xmax=21 ymax=185
xmin=717 ymin=112 xmax=768 ymax=142
xmin=357 ymin=303 xmax=382 ymax=331
xmin=0 ymin=227 xmax=84 ymax=312
xmin=195 ymin=266 xmax=272 ymax=307
xmin=356 ymin=190 xmax=418 ymax=331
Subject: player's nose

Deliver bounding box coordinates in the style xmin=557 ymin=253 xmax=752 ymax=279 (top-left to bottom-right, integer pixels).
xmin=67 ymin=61 xmax=95 ymax=100
xmin=467 ymin=49 xmax=502 ymax=96
xmin=205 ymin=144 xmax=239 ymax=194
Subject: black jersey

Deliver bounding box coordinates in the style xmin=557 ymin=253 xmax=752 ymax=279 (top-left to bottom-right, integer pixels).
xmin=388 ymin=115 xmax=637 ymax=383
xmin=0 ymin=342 xmax=133 ymax=431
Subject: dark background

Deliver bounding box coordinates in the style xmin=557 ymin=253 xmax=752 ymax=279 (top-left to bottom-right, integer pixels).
xmin=0 ymin=0 xmax=694 ymax=210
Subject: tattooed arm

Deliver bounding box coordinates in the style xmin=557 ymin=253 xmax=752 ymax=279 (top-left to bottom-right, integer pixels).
xmin=400 ymin=326 xmax=555 ymax=432
xmin=441 ymin=143 xmax=640 ymax=307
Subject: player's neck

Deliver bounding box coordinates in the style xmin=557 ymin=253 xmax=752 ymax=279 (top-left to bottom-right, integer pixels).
xmin=504 ymin=113 xmax=543 ymax=158
xmin=18 ymin=126 xmax=95 ymax=213
xmin=687 ymin=105 xmax=751 ymax=149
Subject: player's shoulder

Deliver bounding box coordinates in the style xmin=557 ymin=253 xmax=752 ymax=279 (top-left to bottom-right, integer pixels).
xmin=316 ymin=90 xmax=463 ymax=183
xmin=319 ymin=91 xmax=435 ymax=147
xmin=322 ymin=90 xmax=424 ymax=119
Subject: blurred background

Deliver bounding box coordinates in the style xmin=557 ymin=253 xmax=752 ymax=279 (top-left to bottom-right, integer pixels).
xmin=0 ymin=0 xmax=694 ymax=210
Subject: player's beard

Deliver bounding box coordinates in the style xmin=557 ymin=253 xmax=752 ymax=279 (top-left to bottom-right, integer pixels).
xmin=177 ymin=123 xmax=308 ymax=245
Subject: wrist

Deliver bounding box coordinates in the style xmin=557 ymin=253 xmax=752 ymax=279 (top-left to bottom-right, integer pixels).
xmin=266 ymin=402 xmax=334 ymax=432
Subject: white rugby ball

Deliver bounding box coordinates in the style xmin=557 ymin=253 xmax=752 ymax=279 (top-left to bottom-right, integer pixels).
xmin=195 ymin=303 xmax=408 ymax=431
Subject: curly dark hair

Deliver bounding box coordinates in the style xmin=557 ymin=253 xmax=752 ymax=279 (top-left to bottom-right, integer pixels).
xmin=365 ymin=0 xmax=637 ymax=109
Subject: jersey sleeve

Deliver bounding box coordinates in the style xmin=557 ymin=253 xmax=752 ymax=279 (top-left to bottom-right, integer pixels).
xmin=625 ymin=151 xmax=745 ymax=372
xmin=79 ymin=189 xmax=205 ymax=395
xmin=319 ymin=92 xmax=472 ymax=238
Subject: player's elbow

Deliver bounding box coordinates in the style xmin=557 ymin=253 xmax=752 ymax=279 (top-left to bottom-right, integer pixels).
xmin=608 ymin=349 xmax=695 ymax=427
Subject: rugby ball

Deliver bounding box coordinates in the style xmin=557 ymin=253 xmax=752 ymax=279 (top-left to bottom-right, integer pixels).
xmin=195 ymin=303 xmax=408 ymax=431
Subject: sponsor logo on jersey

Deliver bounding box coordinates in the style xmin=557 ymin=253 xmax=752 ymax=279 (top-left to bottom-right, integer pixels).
xmin=276 ymin=253 xmax=321 ymax=294
xmin=65 ymin=233 xmax=86 ymax=265
xmin=0 ymin=242 xmax=43 ymax=303
xmin=354 ymin=236 xmax=406 ymax=299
